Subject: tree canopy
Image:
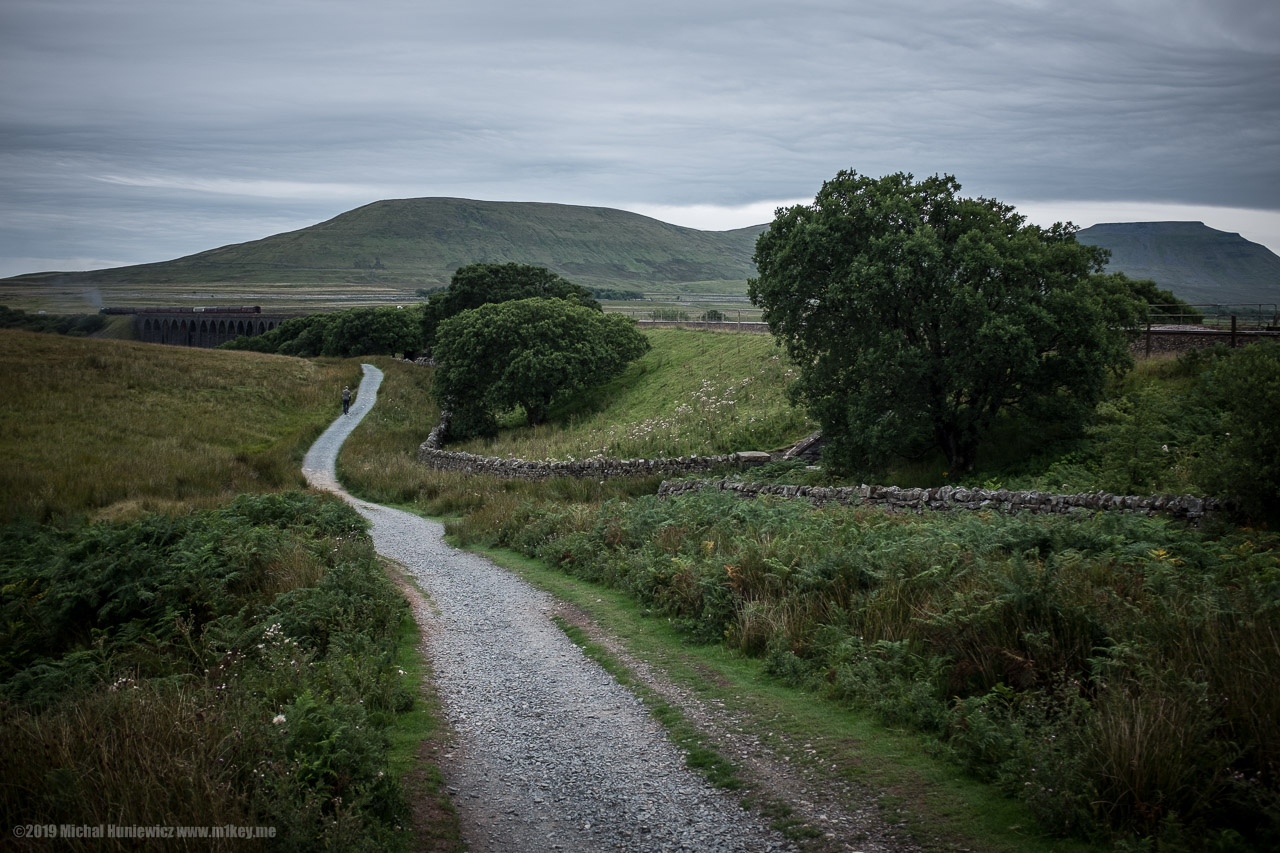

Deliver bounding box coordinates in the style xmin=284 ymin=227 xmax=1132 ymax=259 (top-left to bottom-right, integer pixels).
xmin=749 ymin=170 xmax=1144 ymax=474
xmin=223 ymin=305 xmax=424 ymax=358
xmin=1109 ymin=272 xmax=1205 ymax=324
xmin=421 ymin=263 xmax=600 ymax=352
xmin=432 ymin=297 xmax=649 ymax=433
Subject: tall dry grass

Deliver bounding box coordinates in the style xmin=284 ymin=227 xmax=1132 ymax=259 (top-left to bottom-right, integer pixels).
xmin=0 ymin=329 xmax=360 ymax=523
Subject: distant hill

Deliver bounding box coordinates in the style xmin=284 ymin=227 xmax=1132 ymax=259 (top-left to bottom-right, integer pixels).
xmin=3 ymin=198 xmax=767 ymax=294
xmin=1077 ymin=221 xmax=1280 ymax=306
xmin=8 ymin=204 xmax=1277 ymax=310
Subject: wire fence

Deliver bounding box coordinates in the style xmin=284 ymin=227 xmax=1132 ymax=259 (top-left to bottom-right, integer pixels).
xmin=1148 ymin=304 xmax=1279 ymax=330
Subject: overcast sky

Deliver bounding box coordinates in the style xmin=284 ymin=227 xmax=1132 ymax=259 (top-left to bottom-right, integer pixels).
xmin=2 ymin=0 xmax=1277 ymax=278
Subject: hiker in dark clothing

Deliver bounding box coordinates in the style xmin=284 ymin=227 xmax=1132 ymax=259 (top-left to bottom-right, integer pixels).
xmin=342 ymin=385 xmax=352 ymax=415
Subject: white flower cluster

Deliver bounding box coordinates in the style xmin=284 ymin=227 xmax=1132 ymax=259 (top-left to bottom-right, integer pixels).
xmin=255 ymin=622 xmax=307 ymax=670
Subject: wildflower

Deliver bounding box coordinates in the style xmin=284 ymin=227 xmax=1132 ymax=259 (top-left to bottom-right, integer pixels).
xmin=273 ymin=714 xmax=286 ymax=725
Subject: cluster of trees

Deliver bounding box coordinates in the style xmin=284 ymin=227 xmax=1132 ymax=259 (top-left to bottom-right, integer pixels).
xmin=590 ymin=287 xmax=645 ymax=301
xmin=419 ymin=262 xmax=600 ymax=352
xmin=223 ymin=305 xmax=424 ymax=359
xmin=0 ymin=305 xmax=106 ymax=337
xmin=1174 ymin=342 xmax=1280 ymax=520
xmin=434 ymin=296 xmax=649 ymax=435
xmin=222 ymin=263 xmax=649 ymax=439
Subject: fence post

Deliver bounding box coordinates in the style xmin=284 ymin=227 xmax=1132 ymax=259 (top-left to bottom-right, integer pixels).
xmin=1231 ymin=315 xmax=1237 ymax=348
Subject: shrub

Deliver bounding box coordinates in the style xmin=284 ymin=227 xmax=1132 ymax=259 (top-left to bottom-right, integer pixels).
xmin=1191 ymin=341 xmax=1280 ymax=522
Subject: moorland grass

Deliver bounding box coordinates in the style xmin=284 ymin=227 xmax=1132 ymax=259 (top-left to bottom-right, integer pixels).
xmin=478 ymin=545 xmax=1097 ymax=853
xmin=1 ymin=336 xmax=456 ymax=851
xmin=0 ymin=329 xmax=361 ymax=523
xmin=0 ymin=493 xmax=421 ymax=852
xmin=450 ymin=328 xmax=815 ymax=460
xmin=454 ymin=487 xmax=1280 ymax=851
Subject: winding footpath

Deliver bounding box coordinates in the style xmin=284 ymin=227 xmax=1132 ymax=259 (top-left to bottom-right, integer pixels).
xmin=302 ymin=364 xmax=796 ymax=852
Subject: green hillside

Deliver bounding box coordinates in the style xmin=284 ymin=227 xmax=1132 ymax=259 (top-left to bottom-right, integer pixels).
xmin=9 ymin=203 xmax=1278 ymax=314
xmin=1078 ymin=221 xmax=1280 ymax=306
xmin=5 ymin=198 xmax=766 ymax=295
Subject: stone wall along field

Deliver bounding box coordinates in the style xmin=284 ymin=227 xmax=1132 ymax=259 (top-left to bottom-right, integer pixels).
xmin=657 ymin=479 xmax=1217 ymax=522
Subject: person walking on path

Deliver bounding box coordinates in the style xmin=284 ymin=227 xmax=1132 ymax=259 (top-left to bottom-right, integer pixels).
xmin=341 ymin=385 xmax=352 ymax=415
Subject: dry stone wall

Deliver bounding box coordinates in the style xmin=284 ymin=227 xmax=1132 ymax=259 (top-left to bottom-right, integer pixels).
xmin=420 ymin=410 xmax=1215 ymax=521
xmin=417 ymin=410 xmax=772 ymax=480
xmin=1133 ymin=327 xmax=1280 ymax=357
xmin=657 ymin=479 xmax=1217 ymax=522
xmin=417 ymin=447 xmax=772 ymax=480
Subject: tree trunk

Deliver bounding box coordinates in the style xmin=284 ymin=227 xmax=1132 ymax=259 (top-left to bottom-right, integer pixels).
xmin=524 ymin=401 xmax=548 ymax=426
xmin=938 ymin=427 xmax=977 ymax=473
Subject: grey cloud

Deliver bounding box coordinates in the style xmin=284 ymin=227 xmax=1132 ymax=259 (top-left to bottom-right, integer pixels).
xmin=1 ymin=0 xmax=1277 ymax=273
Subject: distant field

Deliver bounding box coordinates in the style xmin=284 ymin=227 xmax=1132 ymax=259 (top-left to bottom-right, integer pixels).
xmin=0 ymin=329 xmax=360 ymax=522
xmin=0 ymin=279 xmax=427 ymax=314
xmin=0 ymin=279 xmax=759 ymax=317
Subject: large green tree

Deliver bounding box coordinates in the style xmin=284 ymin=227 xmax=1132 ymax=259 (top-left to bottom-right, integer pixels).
xmin=421 ymin=263 xmax=600 ymax=352
xmin=749 ymin=170 xmax=1143 ymax=474
xmin=432 ymin=297 xmax=649 ymax=431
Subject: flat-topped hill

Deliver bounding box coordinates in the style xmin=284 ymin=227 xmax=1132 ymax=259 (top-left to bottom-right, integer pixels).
xmin=1076 ymin=221 xmax=1280 ymax=306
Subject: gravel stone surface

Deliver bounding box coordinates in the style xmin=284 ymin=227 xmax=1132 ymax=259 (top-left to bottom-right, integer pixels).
xmin=303 ymin=364 xmax=799 ymax=853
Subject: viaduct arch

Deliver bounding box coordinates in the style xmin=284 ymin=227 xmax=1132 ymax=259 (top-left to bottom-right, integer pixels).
xmin=110 ymin=308 xmax=301 ymax=347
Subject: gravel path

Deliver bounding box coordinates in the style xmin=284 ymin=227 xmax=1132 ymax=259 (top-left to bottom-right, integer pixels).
xmin=303 ymin=364 xmax=797 ymax=852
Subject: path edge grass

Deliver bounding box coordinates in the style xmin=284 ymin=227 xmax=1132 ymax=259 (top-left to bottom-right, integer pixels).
xmin=458 ymin=541 xmax=1100 ymax=853
xmin=380 ymin=558 xmax=466 ymax=853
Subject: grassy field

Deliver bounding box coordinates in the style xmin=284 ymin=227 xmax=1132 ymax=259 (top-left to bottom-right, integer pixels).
xmin=0 ymin=282 xmax=762 ymax=321
xmin=0 ymin=332 xmax=460 ymax=851
xmin=0 ymin=329 xmax=361 ymax=523
xmin=450 ymin=328 xmax=814 ymax=460
xmin=7 ymin=325 xmax=1275 ymax=851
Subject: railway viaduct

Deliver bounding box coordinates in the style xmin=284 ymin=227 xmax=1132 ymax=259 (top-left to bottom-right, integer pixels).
xmin=110 ymin=308 xmax=301 ymax=347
